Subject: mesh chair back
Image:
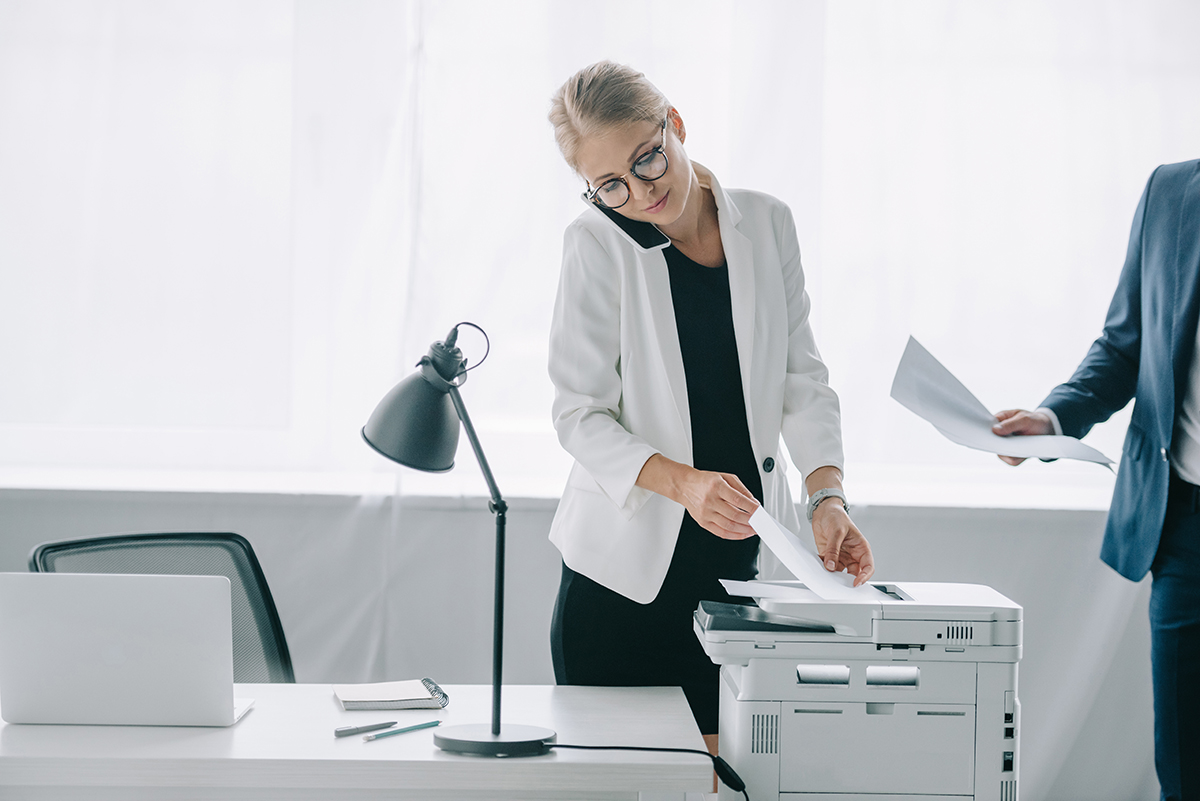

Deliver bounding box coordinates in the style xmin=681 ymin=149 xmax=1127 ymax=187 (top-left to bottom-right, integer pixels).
xmin=29 ymin=533 xmax=294 ymax=683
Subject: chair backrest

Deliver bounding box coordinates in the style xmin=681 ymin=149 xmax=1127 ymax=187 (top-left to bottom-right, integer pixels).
xmin=29 ymin=532 xmax=294 ymax=683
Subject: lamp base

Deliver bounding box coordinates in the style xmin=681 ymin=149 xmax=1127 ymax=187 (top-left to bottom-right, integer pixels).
xmin=433 ymin=723 xmax=557 ymax=757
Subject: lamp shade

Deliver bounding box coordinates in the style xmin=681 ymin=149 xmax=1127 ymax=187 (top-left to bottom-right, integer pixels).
xmin=361 ymin=370 xmax=459 ymax=472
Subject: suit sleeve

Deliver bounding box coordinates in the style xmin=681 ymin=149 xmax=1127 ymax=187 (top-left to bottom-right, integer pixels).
xmin=1040 ymin=168 xmax=1156 ymax=439
xmin=776 ymin=203 xmax=846 ymax=480
xmin=548 ymin=222 xmax=659 ymax=518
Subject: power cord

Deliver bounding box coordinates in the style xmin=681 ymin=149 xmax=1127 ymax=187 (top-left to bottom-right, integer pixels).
xmin=547 ymin=743 xmax=749 ymax=800
xmin=452 ymin=321 xmax=490 ymax=373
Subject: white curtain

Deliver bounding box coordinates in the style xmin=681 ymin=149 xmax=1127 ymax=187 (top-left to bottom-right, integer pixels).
xmin=4 ymin=1 xmax=1199 ymax=506
xmin=819 ymin=0 xmax=1200 ymax=509
xmin=0 ymin=0 xmax=417 ymax=485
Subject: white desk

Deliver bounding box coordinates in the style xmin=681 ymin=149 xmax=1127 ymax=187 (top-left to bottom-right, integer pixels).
xmin=0 ymin=683 xmax=711 ymax=801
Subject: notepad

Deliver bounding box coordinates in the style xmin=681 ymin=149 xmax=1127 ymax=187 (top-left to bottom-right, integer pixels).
xmin=332 ymin=678 xmax=449 ymax=711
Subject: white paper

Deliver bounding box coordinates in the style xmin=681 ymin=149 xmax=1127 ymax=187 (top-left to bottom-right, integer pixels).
xmin=333 ymin=679 xmax=432 ymax=703
xmin=719 ymin=579 xmax=858 ymax=633
xmin=719 ymin=578 xmax=819 ymax=601
xmin=890 ymin=336 xmax=1113 ymax=465
xmin=748 ymin=507 xmax=888 ymax=601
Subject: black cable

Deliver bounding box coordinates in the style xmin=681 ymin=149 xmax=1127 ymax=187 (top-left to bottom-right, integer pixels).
xmin=547 ymin=743 xmax=749 ymax=799
xmin=453 ymin=321 xmax=490 ymax=372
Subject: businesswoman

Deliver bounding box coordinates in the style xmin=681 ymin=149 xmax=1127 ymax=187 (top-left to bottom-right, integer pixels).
xmin=546 ymin=61 xmax=874 ymax=749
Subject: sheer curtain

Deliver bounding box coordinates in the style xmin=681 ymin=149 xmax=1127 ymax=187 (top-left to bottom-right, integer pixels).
xmin=0 ymin=0 xmax=418 ymax=490
xmin=819 ymin=0 xmax=1200 ymax=508
xmin=4 ymin=1 xmax=1199 ymax=505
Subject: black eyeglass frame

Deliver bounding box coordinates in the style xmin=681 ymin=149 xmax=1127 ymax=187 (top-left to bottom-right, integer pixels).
xmin=583 ymin=119 xmax=669 ymax=210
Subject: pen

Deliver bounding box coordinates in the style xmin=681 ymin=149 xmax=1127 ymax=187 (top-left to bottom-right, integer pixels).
xmin=363 ymin=719 xmax=442 ymax=741
xmin=334 ymin=721 xmax=397 ymax=738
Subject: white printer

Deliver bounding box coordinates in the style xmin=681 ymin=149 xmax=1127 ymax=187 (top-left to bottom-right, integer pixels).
xmin=695 ymin=581 xmax=1022 ymax=801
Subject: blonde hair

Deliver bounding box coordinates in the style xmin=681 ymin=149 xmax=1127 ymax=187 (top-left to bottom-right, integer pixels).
xmin=549 ymin=61 xmax=671 ymax=175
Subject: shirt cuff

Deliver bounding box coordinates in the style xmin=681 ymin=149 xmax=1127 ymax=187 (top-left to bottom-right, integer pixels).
xmin=1036 ymin=407 xmax=1063 ymax=437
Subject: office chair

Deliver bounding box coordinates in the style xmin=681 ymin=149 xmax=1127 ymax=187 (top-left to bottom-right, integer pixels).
xmin=29 ymin=532 xmax=295 ymax=683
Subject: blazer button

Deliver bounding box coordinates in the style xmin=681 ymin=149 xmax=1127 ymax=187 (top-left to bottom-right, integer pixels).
xmin=763 ymin=457 xmax=775 ymax=473
xmin=1162 ymin=447 xmax=1168 ymax=462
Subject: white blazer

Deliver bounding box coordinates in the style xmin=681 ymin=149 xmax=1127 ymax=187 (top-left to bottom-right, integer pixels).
xmin=547 ymin=164 xmax=843 ymax=603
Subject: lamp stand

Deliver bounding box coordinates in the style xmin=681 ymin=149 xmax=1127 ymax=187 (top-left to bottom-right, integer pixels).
xmin=431 ymin=385 xmax=556 ymax=757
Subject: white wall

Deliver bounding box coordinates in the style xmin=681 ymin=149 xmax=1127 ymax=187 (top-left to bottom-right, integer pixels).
xmin=0 ymin=489 xmax=1157 ymax=801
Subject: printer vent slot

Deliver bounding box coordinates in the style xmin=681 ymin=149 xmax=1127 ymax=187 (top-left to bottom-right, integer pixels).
xmin=796 ymin=664 xmax=851 ymax=685
xmin=945 ymin=624 xmax=975 ymax=643
xmin=1000 ymin=779 xmax=1017 ymax=800
xmin=751 ymin=713 xmax=779 ymax=754
xmin=866 ymin=665 xmax=920 ymax=687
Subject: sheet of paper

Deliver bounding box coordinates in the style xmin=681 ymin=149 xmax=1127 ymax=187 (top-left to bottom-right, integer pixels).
xmin=890 ymin=336 xmax=1113 ymax=465
xmin=333 ymin=679 xmax=431 ymax=703
xmin=748 ymin=507 xmax=888 ymax=601
xmin=719 ymin=578 xmax=820 ymax=601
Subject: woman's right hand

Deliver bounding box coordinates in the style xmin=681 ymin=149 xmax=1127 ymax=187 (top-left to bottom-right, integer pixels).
xmin=992 ymin=409 xmax=1054 ymax=465
xmin=635 ymin=454 xmax=759 ymax=539
xmin=677 ymin=469 xmax=760 ymax=540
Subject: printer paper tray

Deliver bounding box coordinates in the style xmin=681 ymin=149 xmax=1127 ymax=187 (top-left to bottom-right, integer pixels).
xmin=779 ymin=701 xmax=976 ymax=795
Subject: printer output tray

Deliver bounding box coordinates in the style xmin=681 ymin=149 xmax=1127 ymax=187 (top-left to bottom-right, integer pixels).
xmin=695 ymin=600 xmax=835 ymax=633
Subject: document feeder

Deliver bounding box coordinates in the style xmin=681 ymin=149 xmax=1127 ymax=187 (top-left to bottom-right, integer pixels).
xmin=695 ymin=581 xmax=1022 ymax=801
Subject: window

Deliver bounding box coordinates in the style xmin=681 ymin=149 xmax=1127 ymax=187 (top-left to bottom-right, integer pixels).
xmin=3 ymin=1 xmax=1198 ymax=506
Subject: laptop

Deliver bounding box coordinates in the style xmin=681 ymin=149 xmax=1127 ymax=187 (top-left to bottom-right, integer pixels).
xmin=0 ymin=572 xmax=254 ymax=726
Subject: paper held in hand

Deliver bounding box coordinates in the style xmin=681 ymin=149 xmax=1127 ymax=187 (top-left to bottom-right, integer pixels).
xmin=889 ymin=336 xmax=1113 ymax=465
xmin=746 ymin=507 xmax=887 ymax=602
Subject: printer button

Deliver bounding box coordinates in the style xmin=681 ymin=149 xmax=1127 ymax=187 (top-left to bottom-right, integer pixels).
xmin=763 ymin=457 xmax=775 ymax=473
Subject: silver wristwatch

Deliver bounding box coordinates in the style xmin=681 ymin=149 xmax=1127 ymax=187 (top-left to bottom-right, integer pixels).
xmin=806 ymin=487 xmax=848 ymax=522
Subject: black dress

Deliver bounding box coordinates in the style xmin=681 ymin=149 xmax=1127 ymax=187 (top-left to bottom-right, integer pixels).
xmin=550 ymin=245 xmax=762 ymax=734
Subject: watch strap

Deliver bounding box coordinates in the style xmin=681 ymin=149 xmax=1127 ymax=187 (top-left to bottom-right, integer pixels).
xmin=806 ymin=487 xmax=848 ymax=522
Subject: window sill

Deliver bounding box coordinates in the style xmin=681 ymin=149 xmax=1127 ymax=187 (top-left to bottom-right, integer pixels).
xmin=0 ymin=458 xmax=1116 ymax=512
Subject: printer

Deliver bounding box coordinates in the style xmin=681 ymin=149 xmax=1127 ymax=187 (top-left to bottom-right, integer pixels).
xmin=695 ymin=581 xmax=1022 ymax=801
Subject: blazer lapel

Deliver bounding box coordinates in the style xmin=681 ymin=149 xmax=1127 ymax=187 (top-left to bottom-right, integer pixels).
xmin=581 ymin=198 xmax=691 ymax=444
xmin=1172 ymin=169 xmax=1200 ymax=397
xmin=646 ymin=218 xmax=757 ymax=457
xmin=721 ymin=219 xmax=758 ymax=435
xmin=641 ymin=249 xmax=692 ymax=450
xmin=702 ymin=166 xmax=758 ymax=437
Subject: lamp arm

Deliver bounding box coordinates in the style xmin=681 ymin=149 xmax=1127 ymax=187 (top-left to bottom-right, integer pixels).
xmin=447 ymin=386 xmax=503 ymax=508
xmin=447 ymin=384 xmax=506 ymax=737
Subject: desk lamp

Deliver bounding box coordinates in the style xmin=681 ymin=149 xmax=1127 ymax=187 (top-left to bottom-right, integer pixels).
xmin=361 ymin=323 xmax=556 ymax=757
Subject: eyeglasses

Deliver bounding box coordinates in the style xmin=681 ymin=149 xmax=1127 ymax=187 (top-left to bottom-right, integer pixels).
xmin=583 ymin=120 xmax=669 ymax=210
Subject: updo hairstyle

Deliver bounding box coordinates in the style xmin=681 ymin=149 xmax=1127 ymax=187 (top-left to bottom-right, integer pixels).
xmin=548 ymin=61 xmax=671 ymax=176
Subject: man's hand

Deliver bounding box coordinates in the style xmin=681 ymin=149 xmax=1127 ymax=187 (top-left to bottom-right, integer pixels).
xmin=992 ymin=409 xmax=1055 ymax=465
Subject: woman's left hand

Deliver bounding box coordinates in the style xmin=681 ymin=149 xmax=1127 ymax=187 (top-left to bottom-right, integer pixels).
xmin=810 ymin=502 xmax=875 ymax=587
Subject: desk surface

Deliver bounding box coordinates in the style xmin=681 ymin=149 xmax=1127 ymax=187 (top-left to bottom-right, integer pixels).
xmin=0 ymin=683 xmax=711 ymax=800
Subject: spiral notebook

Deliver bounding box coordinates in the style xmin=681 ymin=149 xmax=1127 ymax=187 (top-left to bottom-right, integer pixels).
xmin=333 ymin=678 xmax=449 ymax=711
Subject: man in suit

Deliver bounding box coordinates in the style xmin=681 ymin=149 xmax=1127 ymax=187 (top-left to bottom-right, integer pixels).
xmin=995 ymin=159 xmax=1200 ymax=800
